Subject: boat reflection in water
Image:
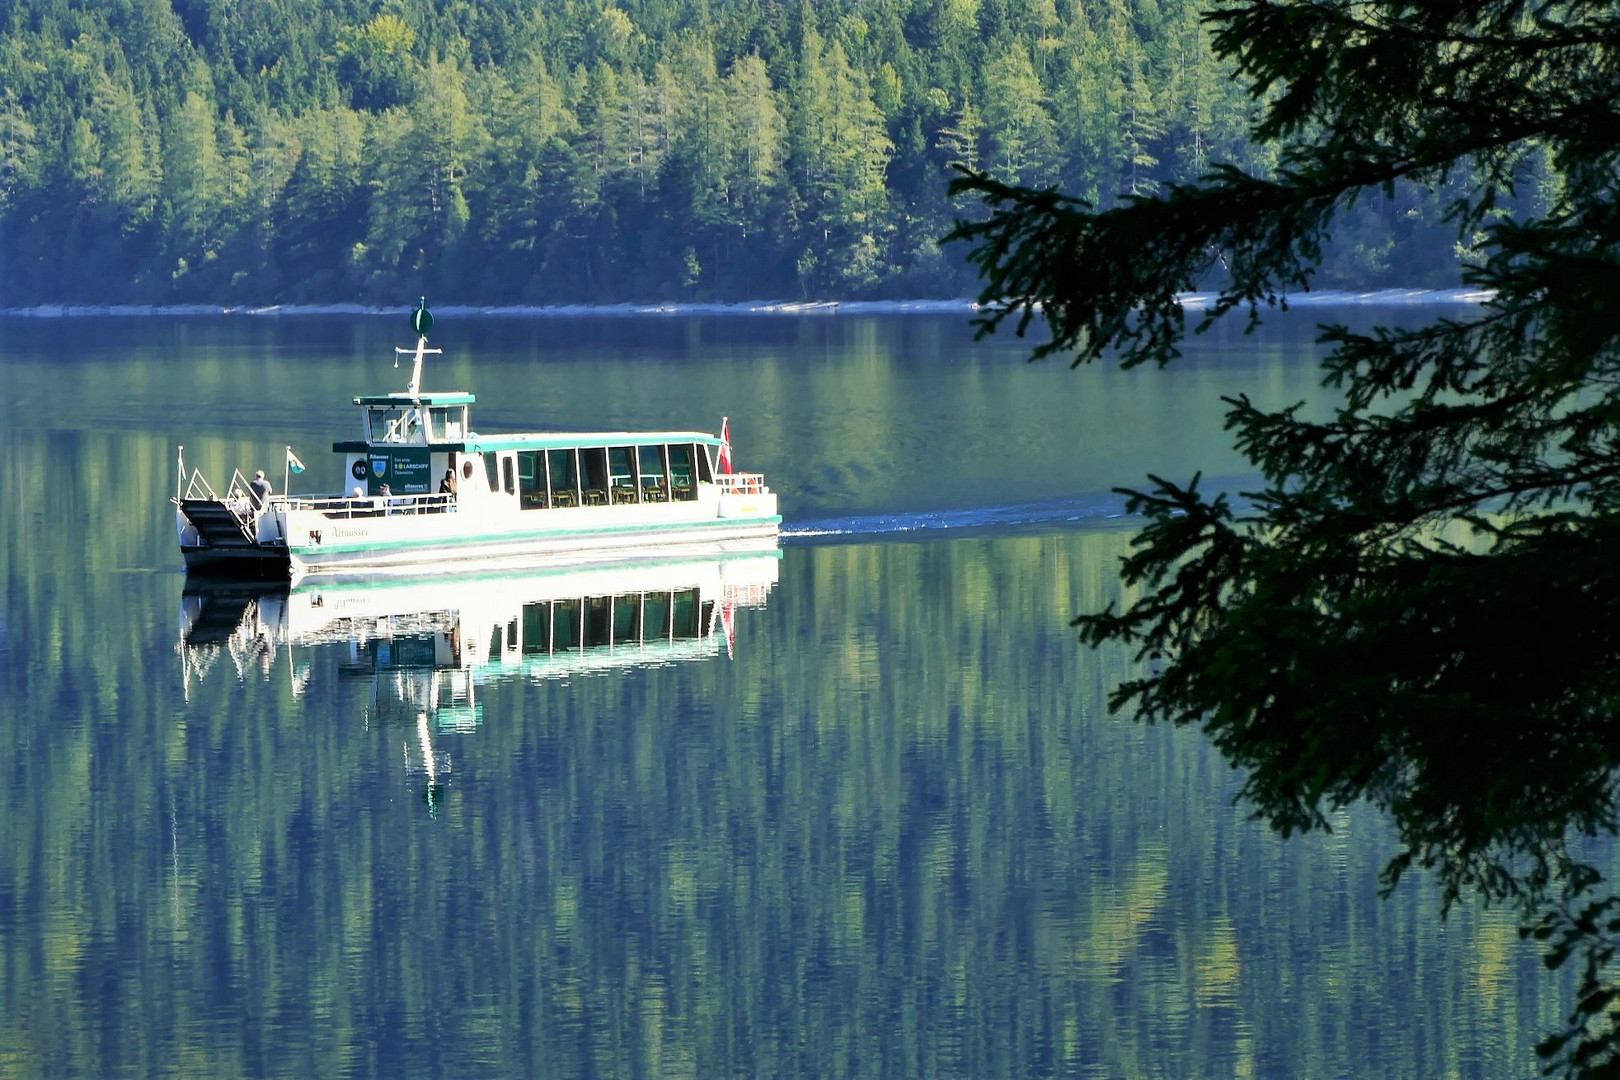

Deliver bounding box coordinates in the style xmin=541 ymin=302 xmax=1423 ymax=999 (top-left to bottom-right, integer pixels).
xmin=178 ymin=554 xmax=780 ymax=809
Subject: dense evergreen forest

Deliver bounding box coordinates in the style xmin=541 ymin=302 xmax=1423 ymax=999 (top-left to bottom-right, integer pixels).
xmin=0 ymin=0 xmax=1479 ymax=304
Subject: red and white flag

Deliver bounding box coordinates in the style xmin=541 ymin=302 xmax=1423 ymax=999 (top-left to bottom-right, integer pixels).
xmin=718 ymin=416 xmax=734 ymax=474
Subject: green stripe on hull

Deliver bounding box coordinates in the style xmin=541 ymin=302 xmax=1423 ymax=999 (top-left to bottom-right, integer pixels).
xmin=292 ymin=514 xmax=782 ymax=557
xmin=290 ymin=522 xmax=781 ymax=576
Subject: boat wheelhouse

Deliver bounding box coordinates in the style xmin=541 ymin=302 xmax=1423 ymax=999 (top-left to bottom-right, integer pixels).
xmin=175 ymin=302 xmax=779 ymax=580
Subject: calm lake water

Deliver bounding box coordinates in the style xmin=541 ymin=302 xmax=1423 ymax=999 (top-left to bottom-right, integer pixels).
xmin=0 ymin=309 xmax=1562 ymax=1077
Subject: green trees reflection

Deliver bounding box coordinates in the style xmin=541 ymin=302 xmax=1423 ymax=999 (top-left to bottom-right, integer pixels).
xmin=0 ymin=439 xmax=1568 ymax=1073
xmin=0 ymin=313 xmax=1583 ymax=1075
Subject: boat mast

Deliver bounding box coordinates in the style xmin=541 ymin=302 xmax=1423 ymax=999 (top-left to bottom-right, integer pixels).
xmin=395 ymin=297 xmax=441 ymax=398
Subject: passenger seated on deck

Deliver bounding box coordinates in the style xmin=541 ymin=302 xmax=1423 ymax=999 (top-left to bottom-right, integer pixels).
xmin=348 ymin=485 xmax=381 ymax=518
xmin=439 ymin=469 xmax=455 ymax=494
xmin=248 ymin=470 xmax=272 ymax=510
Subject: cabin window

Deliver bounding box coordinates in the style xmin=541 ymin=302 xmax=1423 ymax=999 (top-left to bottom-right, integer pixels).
xmin=638 ymin=445 xmax=669 ymax=501
xmin=668 ymin=446 xmax=698 ymax=501
xmin=517 ymin=451 xmax=546 ymax=508
xmin=547 ymin=449 xmax=580 ymax=507
xmin=367 ymin=406 xmax=402 ymax=442
xmin=428 ymin=406 xmax=466 ymax=441
xmin=608 ymin=446 xmax=637 ymax=504
xmin=580 ymin=448 xmax=609 ymax=506
xmin=502 ymin=455 xmax=516 ymax=496
xmin=367 ymin=405 xmax=424 ymax=443
xmin=697 ymin=444 xmax=715 ymax=483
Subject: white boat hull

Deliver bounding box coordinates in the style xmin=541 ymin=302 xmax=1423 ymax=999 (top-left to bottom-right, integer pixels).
xmin=179 ymin=490 xmax=781 ymax=582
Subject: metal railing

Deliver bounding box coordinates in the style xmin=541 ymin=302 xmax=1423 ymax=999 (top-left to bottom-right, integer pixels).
xmin=716 ymin=473 xmax=768 ymax=495
xmin=173 ymin=447 xmax=457 ymax=525
xmin=176 ymin=447 xmax=259 ymax=534
xmin=278 ymin=491 xmax=457 ymax=519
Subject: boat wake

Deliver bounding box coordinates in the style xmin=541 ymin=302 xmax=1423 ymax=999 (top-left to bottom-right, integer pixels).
xmin=782 ymin=496 xmax=1135 ymax=542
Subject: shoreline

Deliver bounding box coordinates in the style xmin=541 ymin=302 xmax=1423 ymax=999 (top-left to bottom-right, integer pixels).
xmin=0 ymin=289 xmax=1493 ymax=319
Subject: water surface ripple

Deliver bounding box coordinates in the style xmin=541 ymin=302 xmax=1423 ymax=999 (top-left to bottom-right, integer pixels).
xmin=0 ymin=309 xmax=1559 ymax=1078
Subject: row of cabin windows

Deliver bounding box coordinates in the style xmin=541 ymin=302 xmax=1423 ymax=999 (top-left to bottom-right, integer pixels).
xmin=491 ymin=590 xmax=711 ymax=656
xmin=483 ymin=443 xmax=713 ymax=509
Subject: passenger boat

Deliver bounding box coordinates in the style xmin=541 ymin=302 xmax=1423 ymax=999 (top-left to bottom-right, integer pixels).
xmin=174 ymin=301 xmax=780 ymax=581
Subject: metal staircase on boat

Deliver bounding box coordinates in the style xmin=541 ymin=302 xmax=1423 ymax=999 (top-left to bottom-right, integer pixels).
xmin=179 ymin=499 xmax=259 ymax=548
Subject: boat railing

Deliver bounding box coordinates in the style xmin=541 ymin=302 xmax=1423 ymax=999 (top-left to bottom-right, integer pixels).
xmin=176 ymin=455 xmax=260 ymax=532
xmin=278 ymin=491 xmax=457 ymax=518
xmin=716 ymin=473 xmax=768 ymax=495
xmin=180 ymin=465 xmax=221 ymax=503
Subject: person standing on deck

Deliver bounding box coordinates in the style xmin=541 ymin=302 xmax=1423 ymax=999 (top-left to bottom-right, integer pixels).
xmin=248 ymin=470 xmax=272 ymax=510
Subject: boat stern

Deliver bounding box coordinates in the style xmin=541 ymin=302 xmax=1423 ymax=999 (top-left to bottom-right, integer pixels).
xmin=715 ymin=473 xmax=778 ymax=522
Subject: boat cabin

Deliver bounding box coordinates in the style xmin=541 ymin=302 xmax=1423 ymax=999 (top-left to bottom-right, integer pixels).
xmin=458 ymin=432 xmax=719 ymax=508
xmin=332 ymin=391 xmax=724 ymax=507
xmin=334 ymin=392 xmax=476 ymax=496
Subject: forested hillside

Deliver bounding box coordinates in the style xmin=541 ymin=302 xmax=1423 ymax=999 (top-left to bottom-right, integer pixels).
xmin=0 ymin=0 xmax=1481 ymax=304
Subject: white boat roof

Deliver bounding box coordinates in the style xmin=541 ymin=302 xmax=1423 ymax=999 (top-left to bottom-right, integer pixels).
xmin=461 ymin=430 xmax=724 ymax=451
xmin=354 ymin=392 xmax=477 ymax=406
